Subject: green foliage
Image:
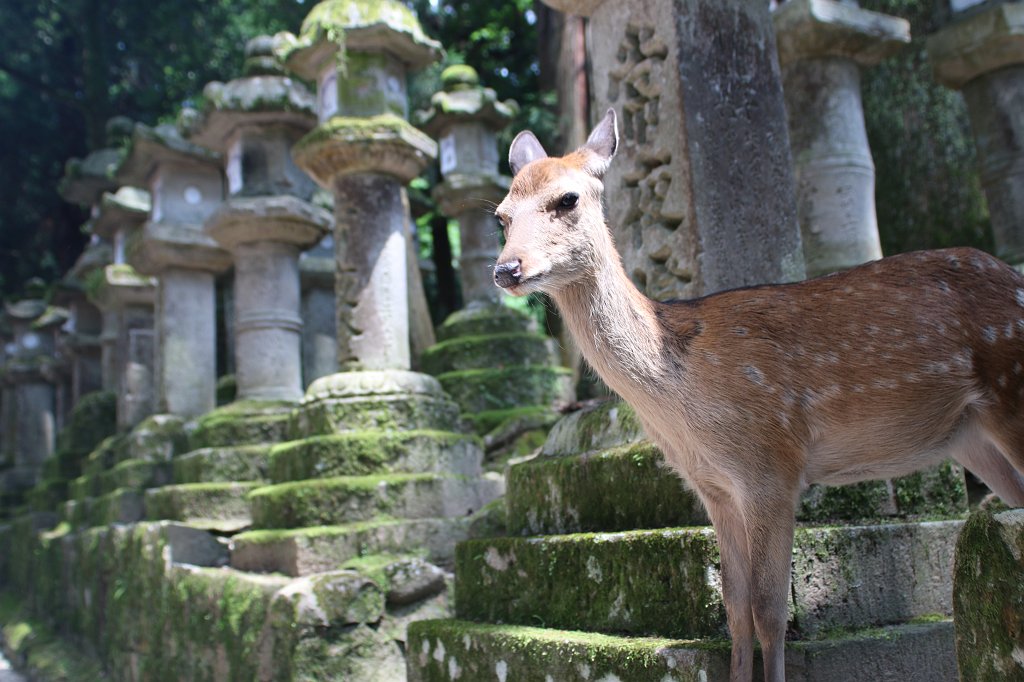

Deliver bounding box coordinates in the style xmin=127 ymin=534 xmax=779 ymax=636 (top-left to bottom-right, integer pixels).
xmin=859 ymin=0 xmax=992 ymax=255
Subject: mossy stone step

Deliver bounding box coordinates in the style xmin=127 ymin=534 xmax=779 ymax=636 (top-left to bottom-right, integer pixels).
xmin=144 ymin=482 xmax=258 ymax=531
xmin=98 ymin=458 xmax=171 ymax=494
xmin=232 ymin=517 xmax=468 ymax=576
xmin=173 ymin=445 xmax=271 ymax=484
xmin=407 ymin=619 xmax=957 ymax=682
xmin=248 ymin=473 xmax=503 ymax=529
xmin=435 ymin=303 xmax=536 ymax=341
xmin=420 ymin=332 xmax=560 ymax=376
xmin=267 ymin=430 xmax=484 ymax=484
xmin=508 ymin=443 xmax=967 ymax=535
xmin=189 ymin=401 xmax=295 ymax=450
xmin=87 ymin=488 xmax=144 ymax=527
xmin=26 ymin=478 xmax=67 ymax=513
xmin=437 ymin=366 xmax=574 ymax=413
xmin=456 ymin=521 xmax=961 ymax=640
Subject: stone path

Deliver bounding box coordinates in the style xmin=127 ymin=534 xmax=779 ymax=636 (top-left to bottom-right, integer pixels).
xmin=0 ymin=650 xmax=25 ymax=682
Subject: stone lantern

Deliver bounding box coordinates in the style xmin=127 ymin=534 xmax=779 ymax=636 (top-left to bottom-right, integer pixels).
xmin=115 ymin=123 xmax=231 ymax=418
xmin=278 ymin=0 xmax=441 ymax=373
xmin=187 ymin=35 xmax=331 ymax=403
xmin=89 ymin=186 xmax=158 ymax=430
xmin=418 ymin=65 xmax=517 ymax=305
xmin=928 ymin=2 xmax=1024 ymax=267
xmin=773 ymin=0 xmax=910 ymax=277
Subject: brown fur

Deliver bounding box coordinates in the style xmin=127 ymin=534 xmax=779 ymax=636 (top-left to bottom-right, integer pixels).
xmin=496 ymin=110 xmax=1024 ymax=682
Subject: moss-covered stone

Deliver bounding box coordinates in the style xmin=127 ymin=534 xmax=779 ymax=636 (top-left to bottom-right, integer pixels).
xmin=267 ymin=430 xmax=482 ymax=483
xmin=248 ymin=473 xmax=496 ymax=529
xmin=466 ymin=405 xmax=560 ymax=441
xmin=216 ymin=373 xmax=237 ymax=406
xmin=292 ymin=391 xmax=462 ymax=436
xmin=231 ymin=517 xmax=467 ymax=576
xmin=272 ymin=569 xmax=384 ymax=629
xmin=437 ymin=366 xmax=574 ymax=413
xmin=420 ymin=332 xmax=559 ymax=376
xmin=144 ymin=482 xmax=257 ymax=529
xmin=506 ymin=441 xmax=707 ymax=535
xmin=435 ymin=303 xmax=535 ymax=341
xmin=188 ymin=400 xmax=296 ymax=450
xmin=98 ymin=458 xmax=171 ymax=494
xmin=54 ymin=390 xmax=117 ymax=463
xmin=124 ymin=415 xmax=188 ymax=463
xmin=953 ymin=508 xmax=1024 ymax=680
xmin=26 ymin=478 xmax=68 ymax=513
xmin=540 ymin=399 xmax=645 ymax=457
xmin=0 ymin=594 xmax=107 ymax=682
xmin=172 ymin=444 xmax=271 ymax=484
xmin=88 ymin=488 xmax=144 ymax=527
xmin=466 ymin=497 xmax=507 ymax=539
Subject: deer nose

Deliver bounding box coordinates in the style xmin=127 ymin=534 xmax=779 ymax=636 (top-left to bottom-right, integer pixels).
xmin=494 ymin=259 xmax=522 ymax=288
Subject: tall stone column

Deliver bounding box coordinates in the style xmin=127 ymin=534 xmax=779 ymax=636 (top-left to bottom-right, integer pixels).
xmin=188 ymin=36 xmax=330 ymax=403
xmin=774 ymin=0 xmax=909 ymax=277
xmin=548 ymin=0 xmax=805 ymax=302
xmin=928 ymin=2 xmax=1024 ymax=267
xmin=280 ymin=0 xmax=440 ymax=372
xmin=115 ymin=124 xmax=231 ymax=418
xmin=299 ymin=227 xmax=337 ymax=388
xmin=89 ymin=186 xmax=158 ymax=430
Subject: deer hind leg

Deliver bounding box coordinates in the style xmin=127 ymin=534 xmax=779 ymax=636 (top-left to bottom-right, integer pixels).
xmin=700 ymin=488 xmax=755 ymax=682
xmin=962 ymin=414 xmax=1024 ymax=507
xmin=746 ymin=488 xmax=799 ymax=682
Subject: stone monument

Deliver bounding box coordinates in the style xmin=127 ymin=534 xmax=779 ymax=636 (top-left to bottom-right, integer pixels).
xmin=774 ymin=0 xmax=910 ymax=276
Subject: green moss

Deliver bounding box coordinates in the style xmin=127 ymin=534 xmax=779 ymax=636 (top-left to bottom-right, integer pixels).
xmin=98 ymin=458 xmax=169 ymax=494
xmin=420 ymin=332 xmax=558 ymax=376
xmin=293 ymin=392 xmax=461 ymax=437
xmin=436 ymin=303 xmax=535 ymax=341
xmin=438 ymin=366 xmax=574 ymax=413
xmin=144 ymin=482 xmax=258 ymax=523
xmin=189 ymin=401 xmax=296 ymax=450
xmin=292 ymin=113 xmax=433 ymax=156
xmin=953 ymin=508 xmax=1024 ymax=679
xmin=172 ymin=444 xmax=271 ymax=484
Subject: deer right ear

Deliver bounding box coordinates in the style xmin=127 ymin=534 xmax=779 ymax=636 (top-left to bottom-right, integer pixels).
xmin=581 ymin=108 xmax=618 ymax=177
xmin=509 ymin=131 xmax=548 ymax=177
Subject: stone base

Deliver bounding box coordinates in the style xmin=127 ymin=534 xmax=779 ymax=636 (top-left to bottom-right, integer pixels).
xmin=172 ymin=444 xmax=272 ymax=484
xmin=407 ymin=619 xmax=958 ymax=682
xmin=294 ymin=370 xmax=462 ymax=435
xmin=144 ymin=482 xmax=258 ymax=531
xmin=455 ymin=521 xmax=961 ymax=639
xmin=188 ymin=400 xmax=296 ymax=450
xmin=231 ymin=517 xmax=469 ymax=577
xmin=436 ymin=366 xmax=574 ymax=415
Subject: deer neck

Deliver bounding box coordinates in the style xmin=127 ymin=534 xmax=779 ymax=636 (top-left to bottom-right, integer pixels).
xmin=552 ymin=248 xmax=669 ymax=395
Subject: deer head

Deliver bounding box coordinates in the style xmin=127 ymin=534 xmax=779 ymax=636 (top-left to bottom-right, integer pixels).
xmin=493 ymin=108 xmax=620 ymax=297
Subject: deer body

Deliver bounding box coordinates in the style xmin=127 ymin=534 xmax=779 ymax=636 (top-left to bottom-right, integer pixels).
xmin=494 ymin=109 xmax=1024 ymax=682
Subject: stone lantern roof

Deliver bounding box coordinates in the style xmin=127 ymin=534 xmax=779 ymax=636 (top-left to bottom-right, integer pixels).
xmin=4 ymin=299 xmax=48 ymax=322
xmin=115 ymin=123 xmax=221 ymax=187
xmin=773 ymin=0 xmax=910 ymax=69
xmin=184 ymin=36 xmax=317 ymax=151
xmin=91 ymin=187 xmax=151 ymax=241
xmin=417 ymin=65 xmax=519 ymax=138
xmin=275 ymin=0 xmax=442 ymax=79
xmin=57 ymin=117 xmax=134 ymax=206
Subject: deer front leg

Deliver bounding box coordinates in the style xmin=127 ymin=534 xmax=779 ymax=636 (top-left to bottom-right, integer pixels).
xmin=702 ymin=489 xmax=755 ymax=682
xmin=747 ymin=492 xmax=798 ymax=682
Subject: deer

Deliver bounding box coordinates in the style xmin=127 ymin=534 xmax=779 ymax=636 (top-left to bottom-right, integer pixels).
xmin=492 ymin=108 xmax=1024 ymax=682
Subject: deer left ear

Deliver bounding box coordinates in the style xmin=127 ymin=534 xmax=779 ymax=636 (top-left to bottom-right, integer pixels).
xmin=582 ymin=108 xmax=618 ymax=177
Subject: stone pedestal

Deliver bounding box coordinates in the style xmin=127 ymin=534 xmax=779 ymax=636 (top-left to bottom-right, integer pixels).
xmin=189 ymin=36 xmax=330 ymax=402
xmin=580 ymin=0 xmax=805 ymax=300
xmin=116 ymin=123 xmax=231 ymax=418
xmin=928 ymin=2 xmax=1024 ymax=266
xmin=774 ymin=0 xmax=909 ymax=277
xmin=299 ymin=231 xmax=337 ymax=388
xmin=90 ymin=186 xmax=157 ymax=429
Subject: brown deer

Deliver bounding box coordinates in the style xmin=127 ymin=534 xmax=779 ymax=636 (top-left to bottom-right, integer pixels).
xmin=493 ymin=108 xmax=1024 ymax=682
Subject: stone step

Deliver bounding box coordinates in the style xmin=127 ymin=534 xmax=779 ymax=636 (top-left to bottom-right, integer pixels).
xmin=231 ymin=516 xmax=468 ymax=576
xmin=435 ymin=303 xmax=536 ymax=342
xmin=144 ymin=482 xmax=258 ymax=532
xmin=455 ymin=521 xmax=962 ymax=640
xmin=507 ymin=442 xmax=968 ymax=535
xmin=420 ymin=332 xmax=560 ymax=376
xmin=172 ymin=445 xmax=271 ymax=484
xmin=267 ymin=430 xmax=484 ymax=483
xmin=98 ymin=458 xmax=171 ymax=494
xmin=437 ymin=366 xmax=574 ymax=413
xmin=407 ymin=619 xmax=958 ymax=682
xmin=248 ymin=473 xmax=503 ymax=530
xmin=67 ymin=488 xmax=144 ymax=528
xmin=188 ymin=401 xmax=295 ymax=450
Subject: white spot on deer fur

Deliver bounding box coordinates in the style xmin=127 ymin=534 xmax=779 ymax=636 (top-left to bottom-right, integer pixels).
xmin=496 ymin=660 xmax=509 ymax=682
xmin=433 ymin=640 xmax=446 ymax=662
xmin=1017 ymin=289 xmax=1024 ymax=307
xmin=983 ymin=327 xmax=998 ymax=344
xmin=743 ymin=365 xmax=767 ymax=386
xmin=1014 ymin=362 xmax=1022 ymax=375
xmin=1005 ymin=323 xmax=1015 ymax=339
xmin=866 ymin=324 xmax=880 ymax=336
xmin=925 ymin=361 xmax=951 ymax=374
xmin=998 ymin=375 xmax=1008 ymax=388
xmin=938 ymin=280 xmax=950 ymax=293
xmin=732 ymin=326 xmax=749 ymax=336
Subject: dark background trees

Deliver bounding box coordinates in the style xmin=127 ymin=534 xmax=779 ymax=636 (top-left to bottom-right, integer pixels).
xmin=0 ymin=0 xmax=992 ymax=303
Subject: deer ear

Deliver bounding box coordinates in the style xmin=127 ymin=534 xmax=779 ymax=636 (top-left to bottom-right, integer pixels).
xmin=582 ymin=108 xmax=618 ymax=177
xmin=509 ymin=131 xmax=548 ymax=177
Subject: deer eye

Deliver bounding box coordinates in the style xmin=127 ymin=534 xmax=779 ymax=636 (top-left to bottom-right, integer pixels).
xmin=558 ymin=192 xmax=579 ymax=209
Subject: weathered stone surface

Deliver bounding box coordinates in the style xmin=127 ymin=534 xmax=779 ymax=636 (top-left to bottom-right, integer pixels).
xmin=248 ymin=473 xmax=502 ymax=529
xmin=188 ymin=400 xmax=295 ymax=450
xmin=420 ymin=332 xmax=560 ymax=376
xmin=124 ymin=414 xmax=187 ymax=462
xmin=436 ymin=366 xmax=574 ymax=413
xmin=88 ymin=488 xmax=144 ymax=527
xmin=953 ymin=508 xmax=1024 ymax=680
xmin=231 ymin=517 xmax=468 ymax=576
xmin=540 ymin=399 xmax=645 ymax=457
xmin=144 ymin=482 xmax=257 ymax=530
xmin=97 ymin=458 xmax=171 ymax=494
xmin=434 ymin=303 xmax=536 ymax=341
xmin=267 ymin=430 xmax=484 ymax=483
xmin=456 ymin=521 xmax=960 ymax=639
xmin=927 ymin=2 xmax=1024 ymax=89
xmin=407 ymin=619 xmax=957 ymax=682
xmin=172 ymin=444 xmax=271 ymax=484
xmin=340 ymin=555 xmax=448 ymax=606
xmin=773 ymin=0 xmax=910 ymax=68
xmin=272 ymin=569 xmax=384 ymax=628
